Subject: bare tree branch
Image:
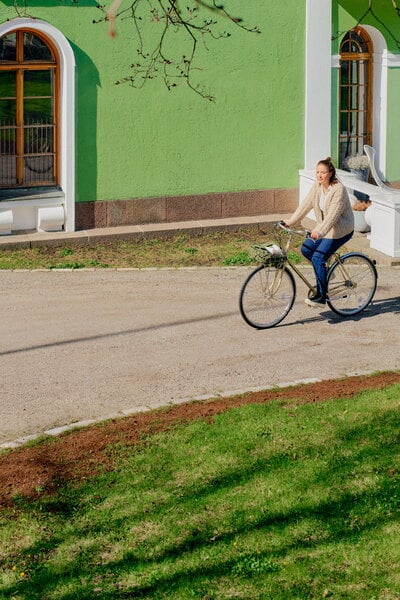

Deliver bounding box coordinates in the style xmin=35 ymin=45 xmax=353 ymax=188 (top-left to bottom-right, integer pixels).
xmin=392 ymin=0 xmax=400 ymax=15
xmin=98 ymin=0 xmax=260 ymax=100
xmin=332 ymin=0 xmax=400 ymax=49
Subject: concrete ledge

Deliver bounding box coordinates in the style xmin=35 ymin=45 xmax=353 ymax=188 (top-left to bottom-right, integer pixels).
xmin=0 ymin=214 xmax=290 ymax=249
xmin=0 ymin=213 xmax=396 ymax=266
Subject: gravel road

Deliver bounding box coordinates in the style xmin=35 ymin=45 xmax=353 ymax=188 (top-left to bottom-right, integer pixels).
xmin=1 ymin=266 xmax=399 ymax=446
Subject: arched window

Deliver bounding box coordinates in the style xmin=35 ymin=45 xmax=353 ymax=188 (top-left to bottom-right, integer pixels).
xmin=0 ymin=29 xmax=58 ymax=188
xmin=339 ymin=27 xmax=373 ymax=168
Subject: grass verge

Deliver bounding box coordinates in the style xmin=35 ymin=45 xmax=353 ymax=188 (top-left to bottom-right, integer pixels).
xmin=0 ymin=229 xmax=305 ymax=270
xmin=1 ymin=382 xmax=400 ymax=599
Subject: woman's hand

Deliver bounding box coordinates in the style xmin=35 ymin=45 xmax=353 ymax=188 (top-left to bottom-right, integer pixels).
xmin=310 ymin=230 xmax=320 ymax=240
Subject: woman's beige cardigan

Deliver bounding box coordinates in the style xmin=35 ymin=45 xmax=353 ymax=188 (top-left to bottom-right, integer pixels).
xmin=286 ymin=181 xmax=354 ymax=240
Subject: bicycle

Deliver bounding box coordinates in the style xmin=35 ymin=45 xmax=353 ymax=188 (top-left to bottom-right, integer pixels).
xmin=239 ymin=222 xmax=378 ymax=329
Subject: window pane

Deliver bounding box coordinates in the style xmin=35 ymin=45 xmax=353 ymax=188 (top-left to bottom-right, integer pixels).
xmin=350 ymin=111 xmax=359 ymax=134
xmin=340 ymin=111 xmax=348 ymax=134
xmin=0 ymin=156 xmax=17 ymax=186
xmin=341 ymin=40 xmax=350 ymax=53
xmin=0 ymin=71 xmax=16 ymax=97
xmin=359 ymin=60 xmax=367 ymax=85
xmin=0 ymin=100 xmax=16 ymax=121
xmin=339 ymin=140 xmax=349 ymax=168
xmin=24 ymin=98 xmax=53 ymax=125
xmin=24 ymin=70 xmax=52 ymax=97
xmin=0 ymin=33 xmax=16 ymax=62
xmin=24 ymin=157 xmax=55 ymax=184
xmin=24 ymin=125 xmax=54 ymax=183
xmin=0 ymin=127 xmax=16 ymax=155
xmin=0 ymin=127 xmax=16 ymax=186
xmin=350 ymin=86 xmax=358 ymax=110
xmin=347 ymin=138 xmax=357 ymax=158
xmin=358 ymin=86 xmax=368 ymax=111
xmin=358 ymin=111 xmax=368 ymax=136
xmin=24 ymin=126 xmax=53 ymax=154
xmin=340 ymin=61 xmax=349 ymax=85
xmin=351 ymin=61 xmax=358 ymax=84
xmin=23 ymin=33 xmax=54 ymax=62
xmin=350 ymin=40 xmax=357 ymax=52
xmin=341 ymin=30 xmax=369 ymax=54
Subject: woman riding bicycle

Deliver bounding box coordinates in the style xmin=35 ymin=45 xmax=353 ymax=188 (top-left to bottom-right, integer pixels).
xmin=284 ymin=157 xmax=354 ymax=307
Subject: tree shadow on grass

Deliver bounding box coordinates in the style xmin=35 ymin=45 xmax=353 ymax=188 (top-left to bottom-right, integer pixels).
xmin=2 ymin=401 xmax=400 ymax=599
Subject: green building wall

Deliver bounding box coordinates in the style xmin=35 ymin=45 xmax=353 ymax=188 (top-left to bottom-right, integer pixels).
xmin=2 ymin=1 xmax=306 ymax=213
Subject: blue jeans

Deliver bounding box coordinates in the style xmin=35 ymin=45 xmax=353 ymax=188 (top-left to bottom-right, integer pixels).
xmin=301 ymin=232 xmax=353 ymax=298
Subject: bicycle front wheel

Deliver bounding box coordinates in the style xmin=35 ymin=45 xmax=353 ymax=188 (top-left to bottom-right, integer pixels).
xmin=326 ymin=252 xmax=377 ymax=316
xmin=239 ymin=264 xmax=296 ymax=329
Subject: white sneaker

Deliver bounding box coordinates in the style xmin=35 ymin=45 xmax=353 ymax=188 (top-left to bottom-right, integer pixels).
xmin=304 ymin=296 xmax=326 ymax=308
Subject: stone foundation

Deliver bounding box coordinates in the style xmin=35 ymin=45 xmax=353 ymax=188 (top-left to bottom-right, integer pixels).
xmin=75 ymin=188 xmax=298 ymax=231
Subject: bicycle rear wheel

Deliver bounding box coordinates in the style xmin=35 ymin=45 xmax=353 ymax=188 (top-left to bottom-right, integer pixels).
xmin=239 ymin=264 xmax=296 ymax=329
xmin=326 ymin=252 xmax=377 ymax=316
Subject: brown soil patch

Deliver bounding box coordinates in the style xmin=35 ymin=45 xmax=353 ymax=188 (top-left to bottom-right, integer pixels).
xmin=1 ymin=372 xmax=399 ymax=509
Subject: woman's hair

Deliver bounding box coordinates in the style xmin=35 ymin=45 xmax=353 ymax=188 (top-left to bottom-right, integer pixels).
xmin=318 ymin=157 xmax=338 ymax=184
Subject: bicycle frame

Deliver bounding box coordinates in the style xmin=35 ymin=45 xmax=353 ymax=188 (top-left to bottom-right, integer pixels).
xmin=286 ymin=252 xmax=347 ymax=298
xmin=271 ymin=225 xmax=354 ymax=299
xmin=272 ymin=228 xmax=318 ymax=296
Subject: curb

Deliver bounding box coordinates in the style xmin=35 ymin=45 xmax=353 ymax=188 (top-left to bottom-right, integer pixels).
xmin=0 ymin=371 xmax=377 ymax=450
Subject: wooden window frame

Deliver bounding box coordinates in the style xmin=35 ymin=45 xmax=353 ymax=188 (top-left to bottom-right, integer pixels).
xmin=339 ymin=27 xmax=373 ymax=168
xmin=0 ymin=28 xmax=60 ymax=188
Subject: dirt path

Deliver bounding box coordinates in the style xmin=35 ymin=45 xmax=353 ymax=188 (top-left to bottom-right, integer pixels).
xmin=1 ymin=371 xmax=399 ymax=508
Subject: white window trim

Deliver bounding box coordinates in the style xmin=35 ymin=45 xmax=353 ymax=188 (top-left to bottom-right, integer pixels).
xmin=0 ymin=18 xmax=76 ymax=231
xmin=332 ymin=26 xmax=391 ymax=180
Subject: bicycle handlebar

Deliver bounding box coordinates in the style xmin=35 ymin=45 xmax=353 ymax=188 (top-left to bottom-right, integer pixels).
xmin=277 ymin=221 xmax=310 ymax=237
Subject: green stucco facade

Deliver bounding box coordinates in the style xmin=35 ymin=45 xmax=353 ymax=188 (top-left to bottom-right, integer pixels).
xmin=1 ymin=1 xmax=306 ymax=204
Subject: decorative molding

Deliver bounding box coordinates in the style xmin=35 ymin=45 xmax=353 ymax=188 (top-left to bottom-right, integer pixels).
xmin=382 ymin=50 xmax=400 ymax=67
xmin=331 ymin=54 xmax=340 ymax=68
xmin=330 ymin=52 xmax=400 ymax=68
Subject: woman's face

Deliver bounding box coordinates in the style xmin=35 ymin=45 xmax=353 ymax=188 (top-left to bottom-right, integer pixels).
xmin=316 ymin=163 xmax=331 ymax=187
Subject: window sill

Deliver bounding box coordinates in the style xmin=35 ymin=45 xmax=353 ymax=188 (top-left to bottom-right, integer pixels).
xmin=0 ymin=187 xmax=64 ymax=203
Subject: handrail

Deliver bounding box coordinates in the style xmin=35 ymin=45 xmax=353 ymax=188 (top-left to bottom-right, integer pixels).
xmin=363 ymin=145 xmax=394 ymax=192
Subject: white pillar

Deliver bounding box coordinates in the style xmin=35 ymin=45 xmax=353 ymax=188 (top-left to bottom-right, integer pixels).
xmin=305 ymin=0 xmax=332 ymax=169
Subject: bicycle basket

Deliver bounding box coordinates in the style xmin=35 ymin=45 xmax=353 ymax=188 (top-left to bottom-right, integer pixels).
xmin=252 ymin=244 xmax=286 ymax=267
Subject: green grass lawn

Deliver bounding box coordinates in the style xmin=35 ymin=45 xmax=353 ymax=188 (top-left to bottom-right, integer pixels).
xmin=1 ymin=383 xmax=400 ymax=599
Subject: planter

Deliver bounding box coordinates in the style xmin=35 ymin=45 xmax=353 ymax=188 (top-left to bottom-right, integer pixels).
xmin=353 ymin=209 xmax=370 ymax=233
xmin=350 ymin=168 xmax=369 ymax=182
xmin=350 ymin=168 xmax=370 ymax=201
xmin=365 ymin=204 xmax=372 ymax=229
